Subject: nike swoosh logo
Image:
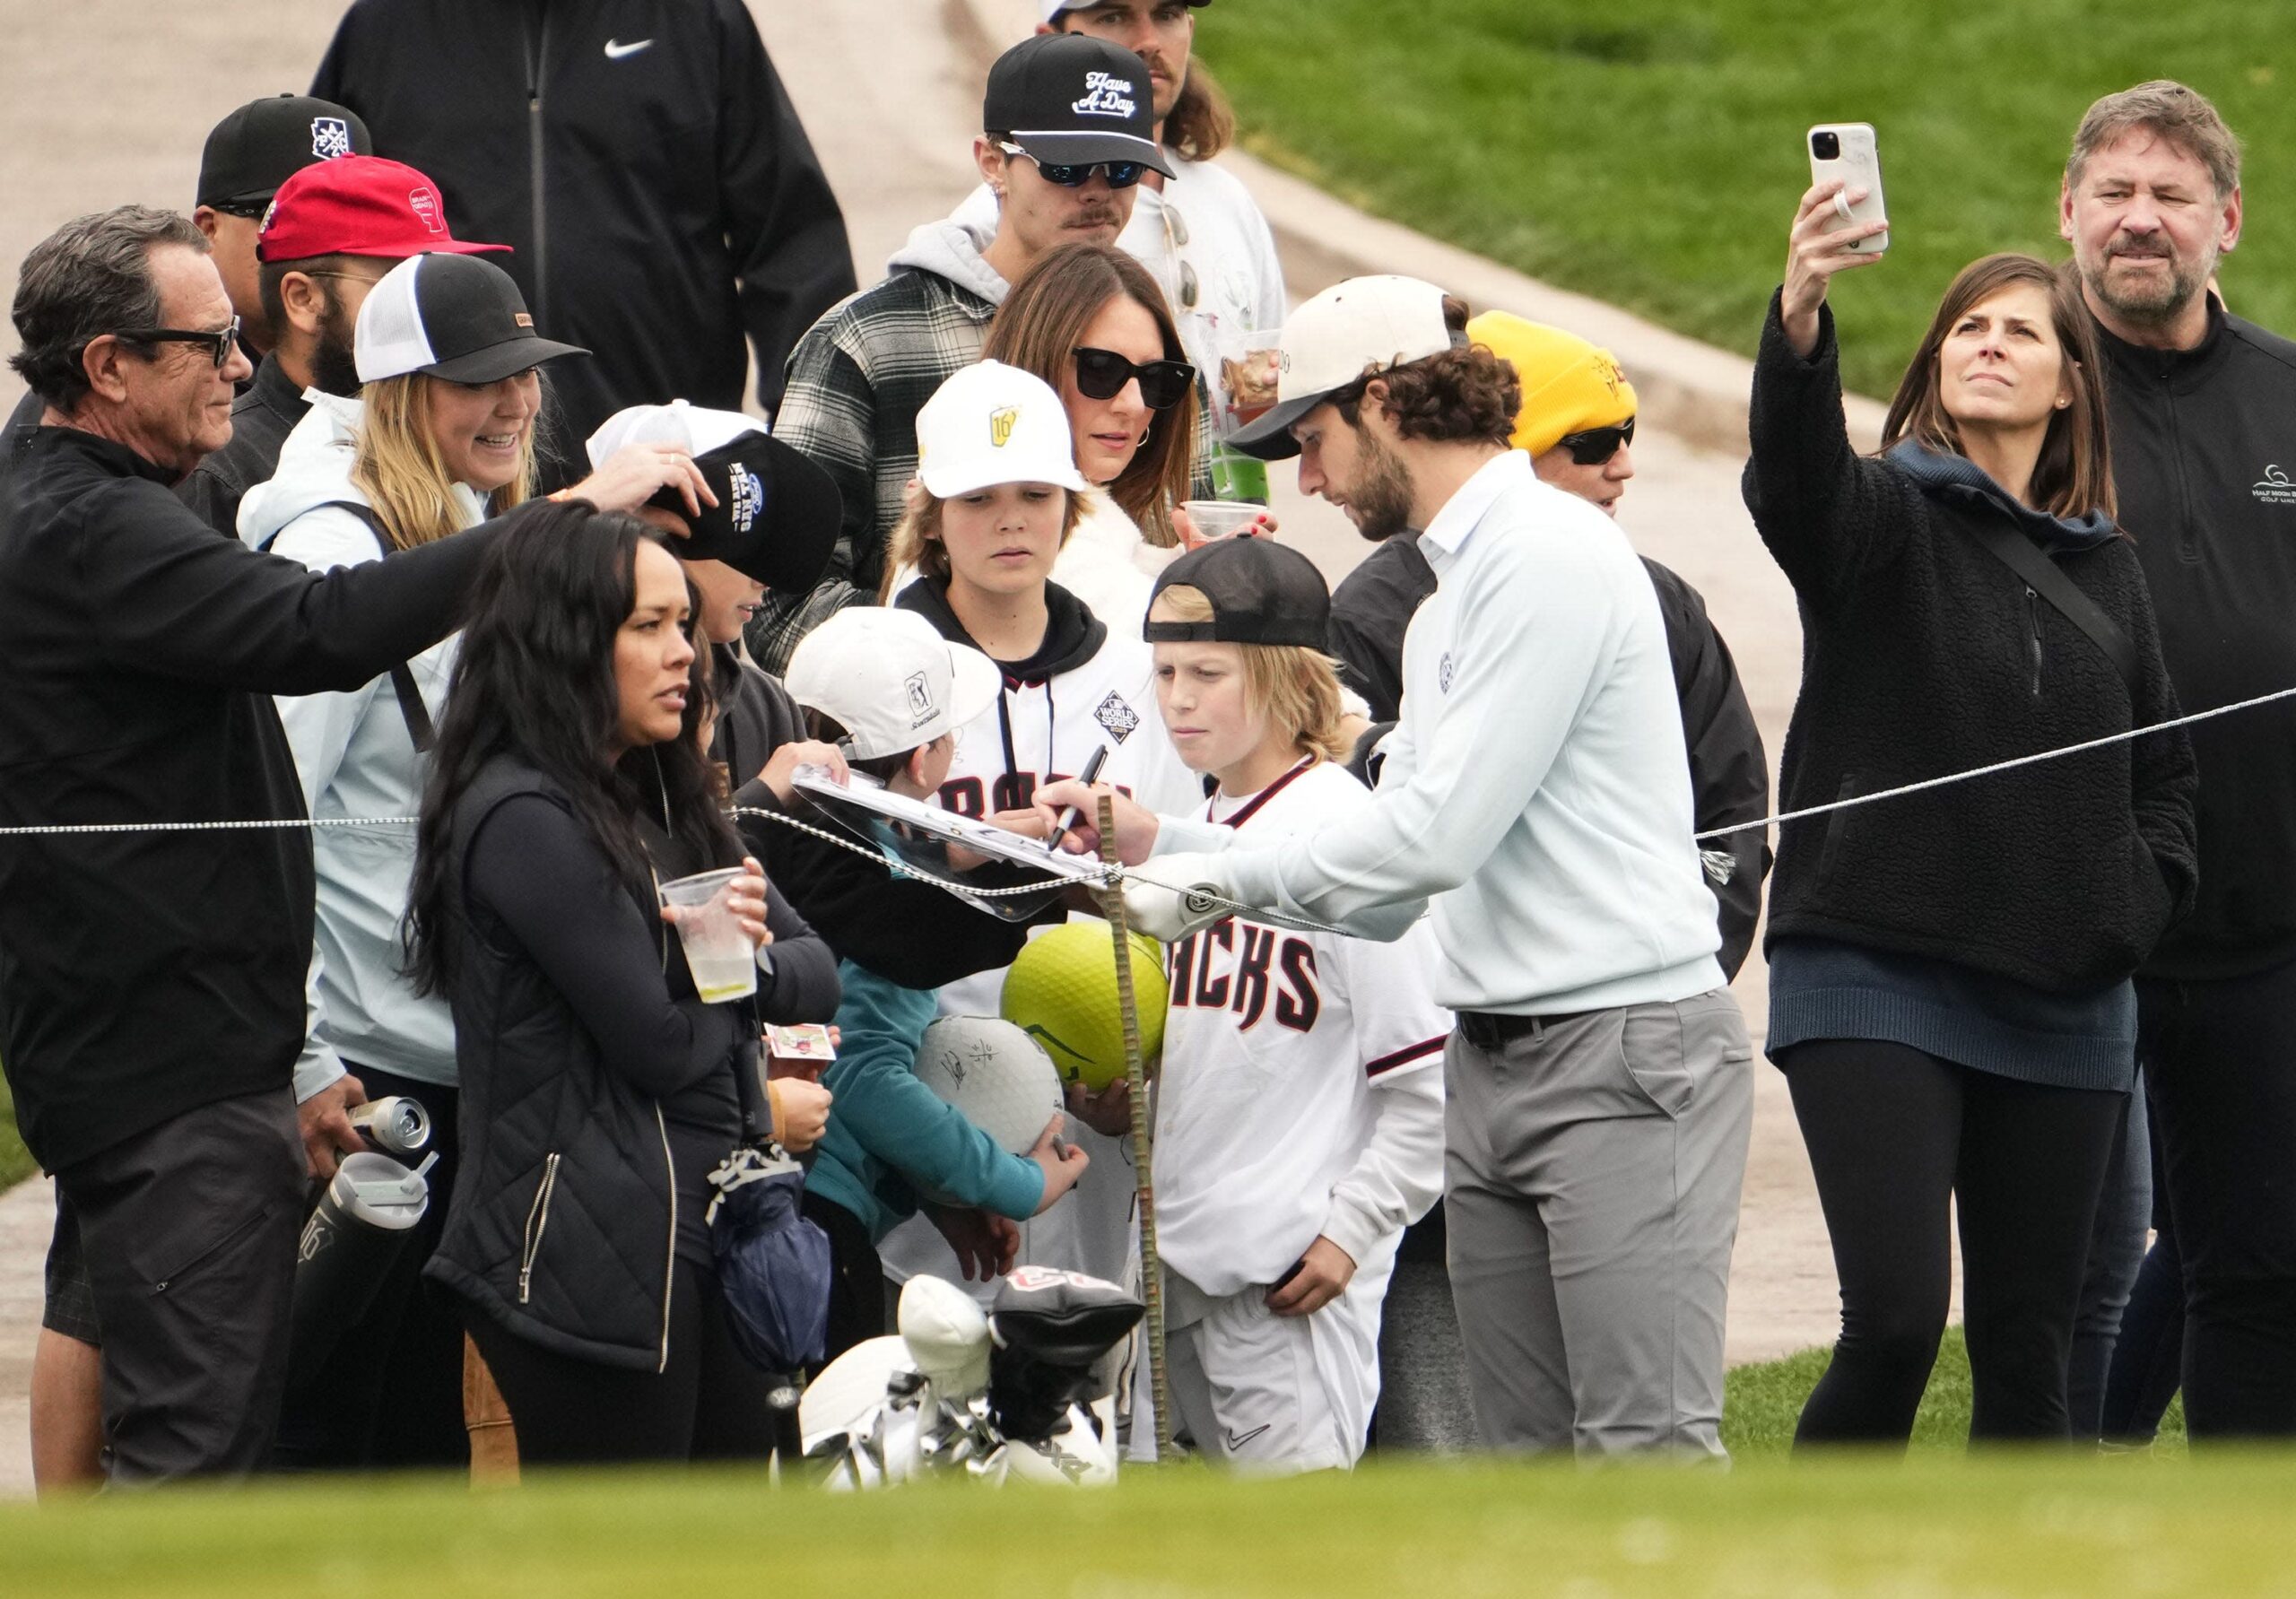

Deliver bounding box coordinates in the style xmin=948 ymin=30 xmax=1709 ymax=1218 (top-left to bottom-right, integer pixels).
xmin=604 ymin=38 xmax=653 ymax=60
xmin=1224 ymin=1422 xmax=1271 ymax=1451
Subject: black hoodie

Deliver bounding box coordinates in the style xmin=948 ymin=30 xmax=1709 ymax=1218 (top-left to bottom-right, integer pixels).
xmin=2093 ymin=303 xmax=2296 ymax=979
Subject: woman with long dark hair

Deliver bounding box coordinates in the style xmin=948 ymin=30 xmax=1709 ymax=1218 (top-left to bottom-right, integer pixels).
xmin=1746 ymin=180 xmax=2198 ymax=1446
xmin=408 ymin=500 xmax=837 ymax=1465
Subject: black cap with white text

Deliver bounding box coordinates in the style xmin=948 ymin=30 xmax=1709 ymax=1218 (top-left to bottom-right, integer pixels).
xmin=983 ymin=33 xmax=1175 ymax=179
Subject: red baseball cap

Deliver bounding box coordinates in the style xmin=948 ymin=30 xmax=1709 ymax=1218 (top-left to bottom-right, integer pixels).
xmin=257 ymin=155 xmax=508 ymax=263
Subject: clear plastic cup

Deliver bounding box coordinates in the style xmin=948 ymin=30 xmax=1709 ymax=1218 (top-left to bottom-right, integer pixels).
xmin=658 ymin=866 xmax=758 ymax=1004
xmin=1180 ymin=500 xmax=1265 ymax=541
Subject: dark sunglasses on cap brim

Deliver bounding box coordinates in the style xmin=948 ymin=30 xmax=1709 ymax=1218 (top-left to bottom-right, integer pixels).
xmin=1558 ymin=416 xmax=1634 ymax=465
xmin=1073 ymin=346 xmax=1196 ymax=411
xmin=996 ymin=142 xmax=1146 ymax=189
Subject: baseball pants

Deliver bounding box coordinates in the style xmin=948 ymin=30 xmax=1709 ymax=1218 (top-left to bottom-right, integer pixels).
xmin=1444 ymin=989 xmax=1753 ymax=1457
xmin=1157 ymin=1258 xmax=1393 ymax=1473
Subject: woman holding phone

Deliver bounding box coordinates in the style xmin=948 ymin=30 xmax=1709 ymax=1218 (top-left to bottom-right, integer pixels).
xmin=1744 ymin=178 xmax=2196 ymax=1446
xmin=406 ymin=501 xmax=836 ymax=1465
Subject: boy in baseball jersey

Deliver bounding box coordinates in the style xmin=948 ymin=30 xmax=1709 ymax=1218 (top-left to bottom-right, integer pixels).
xmin=1130 ymin=537 xmax=1447 ymax=1470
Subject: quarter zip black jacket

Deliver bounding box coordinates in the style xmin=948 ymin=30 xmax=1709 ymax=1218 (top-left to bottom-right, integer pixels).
xmin=1744 ymin=299 xmax=2198 ymax=993
xmin=312 ymin=0 xmax=856 ymax=460
xmin=0 ymin=425 xmax=512 ymax=1169
xmin=2095 ymin=304 xmax=2296 ymax=978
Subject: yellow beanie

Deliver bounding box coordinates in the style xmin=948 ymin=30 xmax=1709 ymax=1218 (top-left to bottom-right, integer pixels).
xmin=1465 ymin=310 xmax=1637 ymax=457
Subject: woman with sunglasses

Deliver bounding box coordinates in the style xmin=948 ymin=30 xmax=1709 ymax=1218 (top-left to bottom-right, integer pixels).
xmin=974 ymin=241 xmax=1204 ymax=624
xmin=1747 ymin=182 xmax=2197 ymax=1446
xmin=237 ymin=252 xmax=722 ymax=1469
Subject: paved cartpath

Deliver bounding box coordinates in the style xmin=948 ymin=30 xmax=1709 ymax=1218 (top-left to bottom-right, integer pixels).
xmin=0 ymin=0 xmax=1869 ymax=1498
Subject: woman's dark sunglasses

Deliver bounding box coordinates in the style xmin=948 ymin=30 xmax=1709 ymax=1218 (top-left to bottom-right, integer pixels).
xmin=1073 ymin=347 xmax=1196 ymax=411
xmin=115 ymin=316 xmax=242 ymax=369
xmin=997 ymin=142 xmax=1146 ymax=189
xmin=1558 ymin=417 xmax=1634 ymax=466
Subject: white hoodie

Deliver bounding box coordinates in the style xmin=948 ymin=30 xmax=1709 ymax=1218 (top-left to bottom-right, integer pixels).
xmin=238 ymin=395 xmax=483 ymax=1097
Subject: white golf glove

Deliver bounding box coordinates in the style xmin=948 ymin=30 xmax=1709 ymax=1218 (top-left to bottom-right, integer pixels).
xmin=1119 ymin=851 xmax=1232 ymax=942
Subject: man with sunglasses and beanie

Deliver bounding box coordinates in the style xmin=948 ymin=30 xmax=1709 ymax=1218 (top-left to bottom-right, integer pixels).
xmin=180 ymin=155 xmax=504 ymax=538
xmin=752 ymin=31 xmax=1169 ymax=673
xmin=0 ymin=207 xmax=712 ymax=1482
xmin=1043 ymin=276 xmax=1755 ymax=1458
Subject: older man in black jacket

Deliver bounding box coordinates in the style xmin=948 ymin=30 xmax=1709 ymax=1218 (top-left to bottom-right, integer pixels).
xmin=2064 ymin=81 xmax=2296 ymax=1440
xmin=3 ymin=208 xmax=533 ymax=1482
xmin=310 ymin=0 xmax=856 ymax=469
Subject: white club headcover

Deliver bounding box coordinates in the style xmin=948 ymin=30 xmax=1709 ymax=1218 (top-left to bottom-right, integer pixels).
xmin=900 ymin=1275 xmax=992 ymax=1403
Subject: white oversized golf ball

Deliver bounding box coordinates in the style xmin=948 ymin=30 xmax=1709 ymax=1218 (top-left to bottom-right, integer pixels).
xmin=913 ymin=1015 xmax=1065 ymax=1156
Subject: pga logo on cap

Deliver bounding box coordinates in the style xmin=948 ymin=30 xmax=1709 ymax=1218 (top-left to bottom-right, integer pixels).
xmin=905 ymin=671 xmax=937 ymax=728
xmin=310 ymin=117 xmax=355 ymax=161
xmin=1072 ymin=70 xmax=1136 ymax=119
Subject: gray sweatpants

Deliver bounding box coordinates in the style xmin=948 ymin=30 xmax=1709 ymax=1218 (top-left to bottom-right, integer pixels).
xmin=1444 ymin=988 xmax=1753 ymax=1458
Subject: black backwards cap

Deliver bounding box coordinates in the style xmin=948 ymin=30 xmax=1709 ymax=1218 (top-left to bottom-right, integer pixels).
xmin=1145 ymin=537 xmax=1331 ymax=648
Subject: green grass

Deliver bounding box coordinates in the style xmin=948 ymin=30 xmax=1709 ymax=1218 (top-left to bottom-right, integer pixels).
xmin=0 ymin=1070 xmax=33 ymax=1190
xmin=3 ymin=1447 xmax=2288 ymax=1596
xmin=1203 ymin=2 xmax=2295 ymax=399
xmin=1725 ymin=1326 xmax=2187 ymax=1456
xmin=0 ymin=1330 xmax=2238 ymax=1595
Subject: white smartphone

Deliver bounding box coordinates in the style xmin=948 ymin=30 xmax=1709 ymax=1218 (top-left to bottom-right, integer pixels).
xmin=1807 ymin=123 xmax=1889 ymax=254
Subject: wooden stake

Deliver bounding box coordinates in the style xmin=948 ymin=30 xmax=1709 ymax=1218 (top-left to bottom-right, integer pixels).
xmin=1097 ymin=793 xmax=1172 ymax=1459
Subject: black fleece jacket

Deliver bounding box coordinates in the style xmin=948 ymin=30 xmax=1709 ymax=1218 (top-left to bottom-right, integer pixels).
xmin=312 ymin=0 xmax=855 ymax=461
xmin=1744 ymin=298 xmax=2197 ymax=993
xmin=0 ymin=426 xmax=513 ymax=1169
xmin=2094 ymin=304 xmax=2296 ymax=978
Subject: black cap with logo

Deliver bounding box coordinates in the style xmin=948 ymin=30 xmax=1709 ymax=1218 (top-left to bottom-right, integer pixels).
xmin=353 ymin=253 xmax=589 ymax=386
xmin=983 ymin=32 xmax=1175 ymax=178
xmin=1145 ymin=536 xmax=1331 ymax=647
xmin=196 ymin=95 xmax=373 ymax=212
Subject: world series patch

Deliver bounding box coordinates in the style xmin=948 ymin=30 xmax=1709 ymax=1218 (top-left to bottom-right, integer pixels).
xmin=1093 ymin=691 xmax=1141 ymax=743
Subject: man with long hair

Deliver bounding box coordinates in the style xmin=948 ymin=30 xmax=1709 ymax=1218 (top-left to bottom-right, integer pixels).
xmin=1044 ymin=276 xmax=1754 ymax=1457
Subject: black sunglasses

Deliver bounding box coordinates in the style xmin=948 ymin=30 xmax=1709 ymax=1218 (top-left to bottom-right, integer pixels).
xmin=114 ymin=316 xmax=242 ymax=369
xmin=1073 ymin=346 xmax=1196 ymax=411
xmin=997 ymin=142 xmax=1146 ymax=189
xmin=1558 ymin=417 xmax=1634 ymax=465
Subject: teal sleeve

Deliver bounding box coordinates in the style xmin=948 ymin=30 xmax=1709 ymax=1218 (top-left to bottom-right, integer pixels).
xmin=822 ymin=963 xmax=1048 ymax=1228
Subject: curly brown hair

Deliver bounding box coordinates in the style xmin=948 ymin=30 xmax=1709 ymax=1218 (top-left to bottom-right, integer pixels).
xmin=1335 ymin=295 xmax=1521 ymax=448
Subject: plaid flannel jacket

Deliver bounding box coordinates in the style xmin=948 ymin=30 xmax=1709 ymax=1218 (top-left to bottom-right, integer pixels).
xmin=747 ymin=267 xmax=995 ymax=673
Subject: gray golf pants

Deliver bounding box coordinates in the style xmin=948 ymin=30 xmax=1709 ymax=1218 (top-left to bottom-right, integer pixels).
xmin=1444 ymin=988 xmax=1753 ymax=1458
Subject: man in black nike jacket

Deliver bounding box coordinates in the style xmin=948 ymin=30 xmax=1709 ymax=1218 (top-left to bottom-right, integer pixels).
xmin=311 ymin=0 xmax=856 ymax=471
xmin=2063 ymin=80 xmax=2296 ymax=1440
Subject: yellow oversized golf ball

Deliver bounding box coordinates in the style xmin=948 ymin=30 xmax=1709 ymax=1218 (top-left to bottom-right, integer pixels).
xmin=1000 ymin=920 xmax=1167 ymax=1091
